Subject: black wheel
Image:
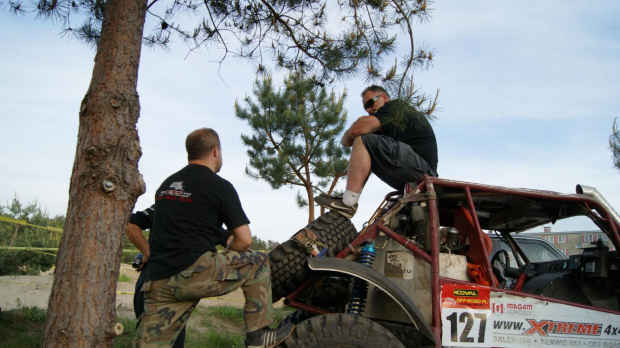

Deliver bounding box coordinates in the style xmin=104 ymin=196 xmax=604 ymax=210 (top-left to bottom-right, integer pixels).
xmin=269 ymin=211 xmax=357 ymax=302
xmin=279 ymin=313 xmax=405 ymax=348
xmin=277 ymin=310 xmax=316 ymax=328
xmin=379 ymin=322 xmax=429 ymax=347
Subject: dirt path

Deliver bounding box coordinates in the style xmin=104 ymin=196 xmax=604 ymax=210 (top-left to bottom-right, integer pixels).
xmin=0 ymin=264 xmax=251 ymax=319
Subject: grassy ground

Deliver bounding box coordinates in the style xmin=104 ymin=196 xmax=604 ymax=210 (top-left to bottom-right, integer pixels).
xmin=0 ymin=303 xmax=291 ymax=347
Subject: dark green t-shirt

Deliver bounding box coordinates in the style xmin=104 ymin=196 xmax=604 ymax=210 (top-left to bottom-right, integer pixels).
xmin=373 ymin=100 xmax=438 ymax=171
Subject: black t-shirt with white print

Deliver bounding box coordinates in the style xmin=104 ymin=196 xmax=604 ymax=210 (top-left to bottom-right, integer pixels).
xmin=129 ymin=204 xmax=231 ymax=254
xmin=147 ymin=164 xmax=249 ymax=281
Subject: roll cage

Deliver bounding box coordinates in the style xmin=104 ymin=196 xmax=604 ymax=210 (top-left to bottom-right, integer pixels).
xmin=281 ymin=176 xmax=620 ymax=347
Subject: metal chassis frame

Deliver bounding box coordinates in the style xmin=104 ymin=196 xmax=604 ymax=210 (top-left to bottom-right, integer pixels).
xmin=282 ymin=175 xmax=620 ymax=347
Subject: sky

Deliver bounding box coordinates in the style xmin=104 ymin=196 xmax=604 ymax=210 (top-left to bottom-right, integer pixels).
xmin=1 ymin=1 xmax=619 ymax=243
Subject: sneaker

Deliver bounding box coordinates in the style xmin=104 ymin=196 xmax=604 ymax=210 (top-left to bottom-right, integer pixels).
xmin=245 ymin=323 xmax=295 ymax=348
xmin=315 ymin=194 xmax=358 ymax=218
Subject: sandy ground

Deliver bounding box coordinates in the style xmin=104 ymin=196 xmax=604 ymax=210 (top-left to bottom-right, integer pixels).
xmin=0 ymin=264 xmax=251 ymax=319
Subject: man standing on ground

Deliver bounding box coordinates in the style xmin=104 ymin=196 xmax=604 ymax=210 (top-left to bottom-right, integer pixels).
xmin=133 ymin=128 xmax=293 ymax=347
xmin=316 ymin=85 xmax=438 ymax=218
xmin=127 ymin=204 xmax=233 ymax=347
xmin=125 ymin=205 xmax=155 ymax=328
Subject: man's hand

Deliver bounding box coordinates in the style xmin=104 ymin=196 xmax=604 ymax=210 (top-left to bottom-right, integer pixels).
xmin=342 ymin=129 xmax=355 ymax=147
xmin=126 ymin=223 xmax=150 ymax=272
xmin=137 ymin=254 xmax=149 ymax=272
xmin=341 ymin=116 xmax=381 ymax=146
xmin=136 ymin=261 xmax=147 ymax=272
xmin=132 ymin=253 xmax=148 ymax=272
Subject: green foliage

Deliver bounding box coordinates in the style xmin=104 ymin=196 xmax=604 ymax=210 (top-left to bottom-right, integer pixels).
xmin=14 ymin=298 xmax=47 ymax=321
xmin=187 ymin=328 xmax=244 ymax=347
xmin=113 ymin=317 xmax=138 ymax=348
xmin=272 ymin=306 xmax=292 ymax=327
xmin=121 ymin=250 xmax=139 ymax=264
xmin=378 ymin=98 xmax=434 ymax=134
xmin=2 ymin=304 xmax=290 ymax=348
xmin=251 ymin=235 xmax=278 ymax=251
xmin=0 ymin=302 xmax=47 ymax=347
xmin=8 ymin=0 xmax=437 ymax=107
xmin=236 ymin=73 xmax=351 ymax=219
xmin=611 ymin=117 xmax=620 ymax=172
xmin=118 ymin=273 xmax=131 ymax=282
xmin=0 ymin=196 xmax=63 ymax=275
xmin=122 ymin=228 xmax=149 ymax=264
xmin=204 ymin=305 xmax=245 ymax=324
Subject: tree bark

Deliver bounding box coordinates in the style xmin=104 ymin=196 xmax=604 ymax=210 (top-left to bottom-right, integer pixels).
xmin=42 ymin=0 xmax=147 ymax=346
xmin=306 ymin=185 xmax=315 ymax=224
xmin=9 ymin=225 xmax=19 ymax=247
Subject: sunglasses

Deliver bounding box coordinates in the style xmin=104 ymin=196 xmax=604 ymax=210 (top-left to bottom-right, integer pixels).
xmin=364 ymin=94 xmax=382 ymax=109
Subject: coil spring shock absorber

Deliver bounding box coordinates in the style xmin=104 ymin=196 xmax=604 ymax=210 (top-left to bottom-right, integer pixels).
xmin=346 ymin=241 xmax=376 ymax=315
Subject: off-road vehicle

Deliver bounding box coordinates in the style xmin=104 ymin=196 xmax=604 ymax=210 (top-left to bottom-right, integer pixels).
xmin=269 ymin=176 xmax=620 ymax=347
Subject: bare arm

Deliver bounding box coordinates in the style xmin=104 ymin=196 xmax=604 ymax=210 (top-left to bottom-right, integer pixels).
xmin=341 ymin=128 xmax=355 ymax=147
xmin=341 ymin=116 xmax=381 ymax=147
xmin=225 ymin=235 xmax=234 ymax=247
xmin=227 ymin=224 xmax=253 ymax=252
xmin=126 ymin=223 xmax=150 ymax=264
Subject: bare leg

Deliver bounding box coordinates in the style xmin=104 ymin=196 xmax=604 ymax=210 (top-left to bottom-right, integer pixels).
xmin=346 ymin=137 xmax=371 ymax=193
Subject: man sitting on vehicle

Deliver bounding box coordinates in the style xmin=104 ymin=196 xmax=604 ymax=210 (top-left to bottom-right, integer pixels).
xmin=316 ymin=85 xmax=438 ymax=218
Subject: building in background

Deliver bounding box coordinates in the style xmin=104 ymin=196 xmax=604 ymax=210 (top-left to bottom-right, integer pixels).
xmin=524 ymin=226 xmax=615 ymax=256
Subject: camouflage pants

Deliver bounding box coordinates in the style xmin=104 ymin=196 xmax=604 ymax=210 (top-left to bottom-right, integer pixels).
xmin=132 ymin=250 xmax=273 ymax=347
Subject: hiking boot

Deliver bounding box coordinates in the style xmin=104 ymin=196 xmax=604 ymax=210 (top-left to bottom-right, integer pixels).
xmin=315 ymin=194 xmax=358 ymax=218
xmin=245 ymin=323 xmax=295 ymax=348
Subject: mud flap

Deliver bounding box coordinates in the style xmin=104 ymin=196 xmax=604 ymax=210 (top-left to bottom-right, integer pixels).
xmin=307 ymin=257 xmax=436 ymax=345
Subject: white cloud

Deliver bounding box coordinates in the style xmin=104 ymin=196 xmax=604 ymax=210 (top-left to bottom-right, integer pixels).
xmin=1 ymin=2 xmax=619 ymax=243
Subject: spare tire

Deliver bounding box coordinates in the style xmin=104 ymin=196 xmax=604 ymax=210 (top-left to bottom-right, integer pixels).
xmin=269 ymin=211 xmax=357 ymax=302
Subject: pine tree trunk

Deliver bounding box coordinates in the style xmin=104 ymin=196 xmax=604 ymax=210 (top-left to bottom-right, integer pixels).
xmin=42 ymin=0 xmax=147 ymax=346
xmin=306 ymin=185 xmax=315 ymax=223
xmin=9 ymin=225 xmax=19 ymax=247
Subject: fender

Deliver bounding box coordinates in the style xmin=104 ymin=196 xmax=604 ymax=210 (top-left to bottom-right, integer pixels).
xmin=307 ymin=257 xmax=436 ymax=345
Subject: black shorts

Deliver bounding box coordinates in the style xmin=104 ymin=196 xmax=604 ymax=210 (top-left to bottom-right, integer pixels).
xmin=361 ymin=133 xmax=437 ymax=191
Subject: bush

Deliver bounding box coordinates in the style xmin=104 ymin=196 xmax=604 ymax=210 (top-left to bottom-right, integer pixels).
xmin=122 ymin=249 xmax=141 ymax=264
xmin=0 ymin=197 xmax=63 ymax=276
xmin=0 ymin=301 xmax=47 ymax=347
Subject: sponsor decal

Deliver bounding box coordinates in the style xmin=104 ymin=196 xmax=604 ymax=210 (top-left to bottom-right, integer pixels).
xmin=443 ymin=297 xmax=457 ymax=306
xmin=523 ymin=319 xmax=602 ymax=336
xmin=384 ymin=251 xmax=415 ymax=279
xmin=156 ymin=181 xmax=194 ymax=203
xmin=492 ymin=300 xmax=534 ymax=318
xmin=507 ymin=303 xmax=533 ymax=311
xmin=454 ymin=289 xmax=479 ymax=297
xmin=441 ymin=284 xmax=490 ymax=310
xmin=170 ymin=181 xmax=184 ymax=190
xmin=442 ymin=289 xmax=620 ymax=347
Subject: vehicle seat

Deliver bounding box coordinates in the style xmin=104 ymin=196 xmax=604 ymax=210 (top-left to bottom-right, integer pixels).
xmin=454 ymin=207 xmax=493 ymax=280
